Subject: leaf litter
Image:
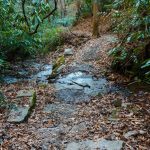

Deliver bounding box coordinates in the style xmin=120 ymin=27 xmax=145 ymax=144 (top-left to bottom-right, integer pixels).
xmin=0 ymin=18 xmax=150 ymax=150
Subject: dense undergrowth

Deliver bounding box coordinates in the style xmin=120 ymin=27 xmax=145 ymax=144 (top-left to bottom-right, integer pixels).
xmin=0 ymin=0 xmax=75 ymax=71
xmin=109 ymin=0 xmax=150 ymax=83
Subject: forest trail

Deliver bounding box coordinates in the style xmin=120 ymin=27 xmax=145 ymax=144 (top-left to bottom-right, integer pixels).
xmin=1 ymin=19 xmax=150 ymax=150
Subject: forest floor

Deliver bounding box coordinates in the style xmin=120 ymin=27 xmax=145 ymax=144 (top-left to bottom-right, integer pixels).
xmin=0 ymin=18 xmax=150 ymax=150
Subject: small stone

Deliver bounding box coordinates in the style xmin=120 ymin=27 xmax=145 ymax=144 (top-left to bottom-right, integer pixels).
xmin=124 ymin=130 xmax=146 ymax=139
xmin=7 ymin=106 xmax=29 ymax=123
xmin=16 ymin=90 xmax=35 ymax=97
xmin=139 ymin=130 xmax=146 ymax=134
xmin=66 ymin=139 xmax=124 ymax=150
xmin=64 ymin=48 xmax=74 ymax=56
xmin=124 ymin=130 xmax=138 ymax=139
xmin=113 ymin=99 xmax=122 ymax=107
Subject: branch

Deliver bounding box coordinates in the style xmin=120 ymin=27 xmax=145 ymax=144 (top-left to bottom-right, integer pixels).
xmin=22 ymin=0 xmax=57 ymax=35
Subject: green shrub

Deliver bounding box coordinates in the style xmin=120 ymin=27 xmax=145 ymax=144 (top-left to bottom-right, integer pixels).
xmin=0 ymin=0 xmax=59 ymax=69
xmin=0 ymin=0 xmax=40 ymax=65
xmin=109 ymin=0 xmax=150 ymax=81
xmin=40 ymin=27 xmax=64 ymax=53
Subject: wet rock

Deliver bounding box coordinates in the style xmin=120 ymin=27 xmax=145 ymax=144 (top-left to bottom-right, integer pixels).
xmin=66 ymin=139 xmax=124 ymax=150
xmin=64 ymin=48 xmax=74 ymax=56
xmin=2 ymin=62 xmax=53 ymax=84
xmin=55 ymin=72 xmax=108 ymax=103
xmin=35 ymin=65 xmax=53 ymax=83
xmin=7 ymin=106 xmax=29 ymax=123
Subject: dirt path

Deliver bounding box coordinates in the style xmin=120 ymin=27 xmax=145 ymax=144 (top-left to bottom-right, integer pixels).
xmin=0 ymin=20 xmax=150 ymax=150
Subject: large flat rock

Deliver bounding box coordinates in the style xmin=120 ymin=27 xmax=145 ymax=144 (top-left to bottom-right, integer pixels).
xmin=66 ymin=139 xmax=124 ymax=150
xmin=54 ymin=72 xmax=109 ymax=103
xmin=8 ymin=90 xmax=36 ymax=123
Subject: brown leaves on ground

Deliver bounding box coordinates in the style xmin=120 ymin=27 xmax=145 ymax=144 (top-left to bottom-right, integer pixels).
xmin=0 ymin=18 xmax=150 ymax=150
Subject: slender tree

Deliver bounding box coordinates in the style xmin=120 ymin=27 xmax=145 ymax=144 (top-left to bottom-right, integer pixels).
xmin=76 ymin=0 xmax=81 ymax=19
xmin=92 ymin=0 xmax=99 ymax=37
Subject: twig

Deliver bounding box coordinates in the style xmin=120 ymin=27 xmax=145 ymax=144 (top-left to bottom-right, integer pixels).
xmin=71 ymin=80 xmax=90 ymax=88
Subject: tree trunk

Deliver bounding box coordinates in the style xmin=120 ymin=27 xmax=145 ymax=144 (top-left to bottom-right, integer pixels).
xmin=76 ymin=0 xmax=81 ymax=19
xmin=92 ymin=0 xmax=99 ymax=37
